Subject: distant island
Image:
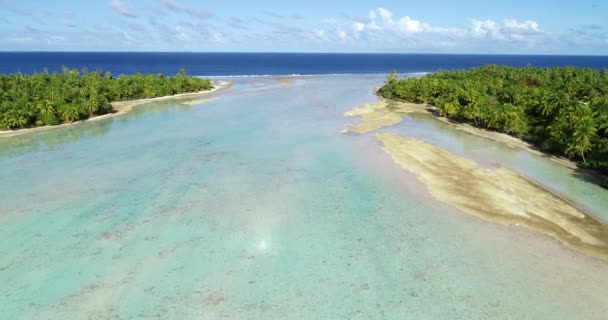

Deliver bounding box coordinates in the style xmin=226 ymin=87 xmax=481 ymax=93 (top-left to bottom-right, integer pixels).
xmin=0 ymin=68 xmax=213 ymax=130
xmin=377 ymin=65 xmax=608 ymax=187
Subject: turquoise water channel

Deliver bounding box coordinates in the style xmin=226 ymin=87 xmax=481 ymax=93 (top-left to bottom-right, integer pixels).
xmin=1 ymin=76 xmax=607 ymax=319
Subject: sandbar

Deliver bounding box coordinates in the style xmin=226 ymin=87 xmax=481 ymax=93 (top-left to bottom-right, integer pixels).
xmin=344 ymin=101 xmax=411 ymax=133
xmin=376 ymin=133 xmax=608 ymax=261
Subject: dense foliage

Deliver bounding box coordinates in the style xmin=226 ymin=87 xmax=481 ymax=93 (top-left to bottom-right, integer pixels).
xmin=0 ymin=67 xmax=213 ymax=130
xmin=378 ymin=65 xmax=608 ymax=185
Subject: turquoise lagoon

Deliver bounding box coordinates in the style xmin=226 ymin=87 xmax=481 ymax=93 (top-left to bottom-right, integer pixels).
xmin=0 ymin=76 xmax=607 ymax=319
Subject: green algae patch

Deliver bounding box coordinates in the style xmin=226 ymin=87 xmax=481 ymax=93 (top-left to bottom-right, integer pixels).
xmin=376 ymin=133 xmax=608 ymax=261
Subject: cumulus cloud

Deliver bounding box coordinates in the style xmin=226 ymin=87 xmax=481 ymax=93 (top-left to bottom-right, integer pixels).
xmin=313 ymin=7 xmax=554 ymax=52
xmin=471 ymin=19 xmax=543 ymax=43
xmin=396 ymin=16 xmax=423 ymax=34
xmin=347 ymin=8 xmax=446 ymax=38
xmin=327 ymin=7 xmax=546 ymax=49
xmin=162 ymin=0 xmax=212 ymax=19
xmin=111 ymin=0 xmax=137 ymax=18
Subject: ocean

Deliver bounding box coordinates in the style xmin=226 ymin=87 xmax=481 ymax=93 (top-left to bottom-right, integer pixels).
xmin=1 ymin=52 xmax=608 ymax=76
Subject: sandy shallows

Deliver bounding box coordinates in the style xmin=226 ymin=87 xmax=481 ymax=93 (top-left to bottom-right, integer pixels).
xmin=376 ymin=133 xmax=608 ymax=261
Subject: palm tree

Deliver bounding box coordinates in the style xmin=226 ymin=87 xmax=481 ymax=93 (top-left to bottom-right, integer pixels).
xmin=59 ymin=105 xmax=80 ymax=122
xmin=440 ymin=101 xmax=460 ymax=118
xmin=549 ymin=91 xmax=571 ymax=111
xmin=591 ymin=97 xmax=608 ymax=135
xmin=535 ymin=91 xmax=555 ymax=117
xmin=3 ymin=110 xmax=28 ymax=129
xmin=37 ymin=100 xmax=55 ymax=117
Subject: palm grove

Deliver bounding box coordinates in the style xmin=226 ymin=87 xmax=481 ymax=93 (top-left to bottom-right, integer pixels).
xmin=0 ymin=68 xmax=213 ymax=130
xmin=378 ymin=65 xmax=608 ymax=186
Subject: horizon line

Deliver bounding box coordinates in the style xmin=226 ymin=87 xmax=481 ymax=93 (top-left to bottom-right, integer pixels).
xmin=1 ymin=51 xmax=608 ymax=57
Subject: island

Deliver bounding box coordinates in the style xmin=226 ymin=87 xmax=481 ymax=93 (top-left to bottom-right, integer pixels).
xmin=377 ymin=66 xmax=608 ymax=187
xmin=0 ymin=68 xmax=214 ymax=131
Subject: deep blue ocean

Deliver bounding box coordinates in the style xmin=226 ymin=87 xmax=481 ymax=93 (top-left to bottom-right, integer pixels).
xmin=1 ymin=52 xmax=607 ymax=76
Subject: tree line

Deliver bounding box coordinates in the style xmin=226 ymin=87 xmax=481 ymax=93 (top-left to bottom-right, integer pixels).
xmin=377 ymin=65 xmax=608 ymax=187
xmin=0 ymin=67 xmax=213 ymax=130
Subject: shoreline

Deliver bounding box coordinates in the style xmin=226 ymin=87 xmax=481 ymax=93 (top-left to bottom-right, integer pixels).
xmin=0 ymin=81 xmax=233 ymax=138
xmin=374 ymin=99 xmax=585 ymax=171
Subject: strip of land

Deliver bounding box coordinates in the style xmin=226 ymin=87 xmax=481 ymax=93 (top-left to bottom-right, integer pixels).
xmin=0 ymin=81 xmax=233 ymax=138
xmin=345 ymin=100 xmax=580 ymax=169
xmin=376 ymin=67 xmax=608 ymax=187
xmin=376 ymin=133 xmax=608 ymax=261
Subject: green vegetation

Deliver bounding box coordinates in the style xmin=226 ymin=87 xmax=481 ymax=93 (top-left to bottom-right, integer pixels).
xmin=0 ymin=67 xmax=213 ymax=130
xmin=378 ymin=66 xmax=608 ymax=185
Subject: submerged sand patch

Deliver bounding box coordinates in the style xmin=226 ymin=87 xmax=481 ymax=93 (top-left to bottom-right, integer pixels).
xmin=376 ymin=133 xmax=608 ymax=261
xmin=274 ymin=76 xmax=318 ymax=85
xmin=180 ymin=98 xmax=216 ymax=106
xmin=344 ymin=101 xmax=415 ymax=134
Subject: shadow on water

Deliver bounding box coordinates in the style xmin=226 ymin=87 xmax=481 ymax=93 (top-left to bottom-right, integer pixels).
xmin=570 ymin=167 xmax=607 ymax=187
xmin=0 ymin=99 xmax=211 ymax=159
xmin=0 ymin=120 xmax=114 ymax=158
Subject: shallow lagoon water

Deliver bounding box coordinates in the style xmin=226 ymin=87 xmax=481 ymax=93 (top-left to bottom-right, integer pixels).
xmin=1 ymin=76 xmax=607 ymax=319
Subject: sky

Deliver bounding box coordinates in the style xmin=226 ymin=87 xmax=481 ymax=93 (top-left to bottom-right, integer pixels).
xmin=0 ymin=0 xmax=607 ymax=55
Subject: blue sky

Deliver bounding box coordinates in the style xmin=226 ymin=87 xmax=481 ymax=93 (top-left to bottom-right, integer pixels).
xmin=1 ymin=0 xmax=607 ymax=54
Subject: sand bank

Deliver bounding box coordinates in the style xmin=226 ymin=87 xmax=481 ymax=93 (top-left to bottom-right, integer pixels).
xmin=344 ymin=101 xmax=411 ymax=133
xmin=0 ymin=81 xmax=233 ymax=138
xmin=376 ymin=133 xmax=608 ymax=261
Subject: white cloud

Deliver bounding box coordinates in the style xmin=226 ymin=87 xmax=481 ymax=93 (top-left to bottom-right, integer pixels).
xmin=368 ymin=10 xmax=376 ymax=21
xmin=309 ymin=8 xmax=553 ymax=52
xmin=377 ymin=8 xmax=393 ymax=23
xmin=471 ymin=19 xmax=503 ymax=39
xmin=350 ymin=8 xmax=434 ymax=38
xmin=353 ymin=21 xmax=365 ymax=32
xmin=471 ymin=19 xmax=543 ymax=43
xmin=396 ymin=16 xmax=423 ymax=34
xmin=110 ymin=0 xmax=137 ymax=18
xmin=312 ymin=29 xmax=326 ymax=40
xmin=503 ymin=19 xmax=543 ymax=35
